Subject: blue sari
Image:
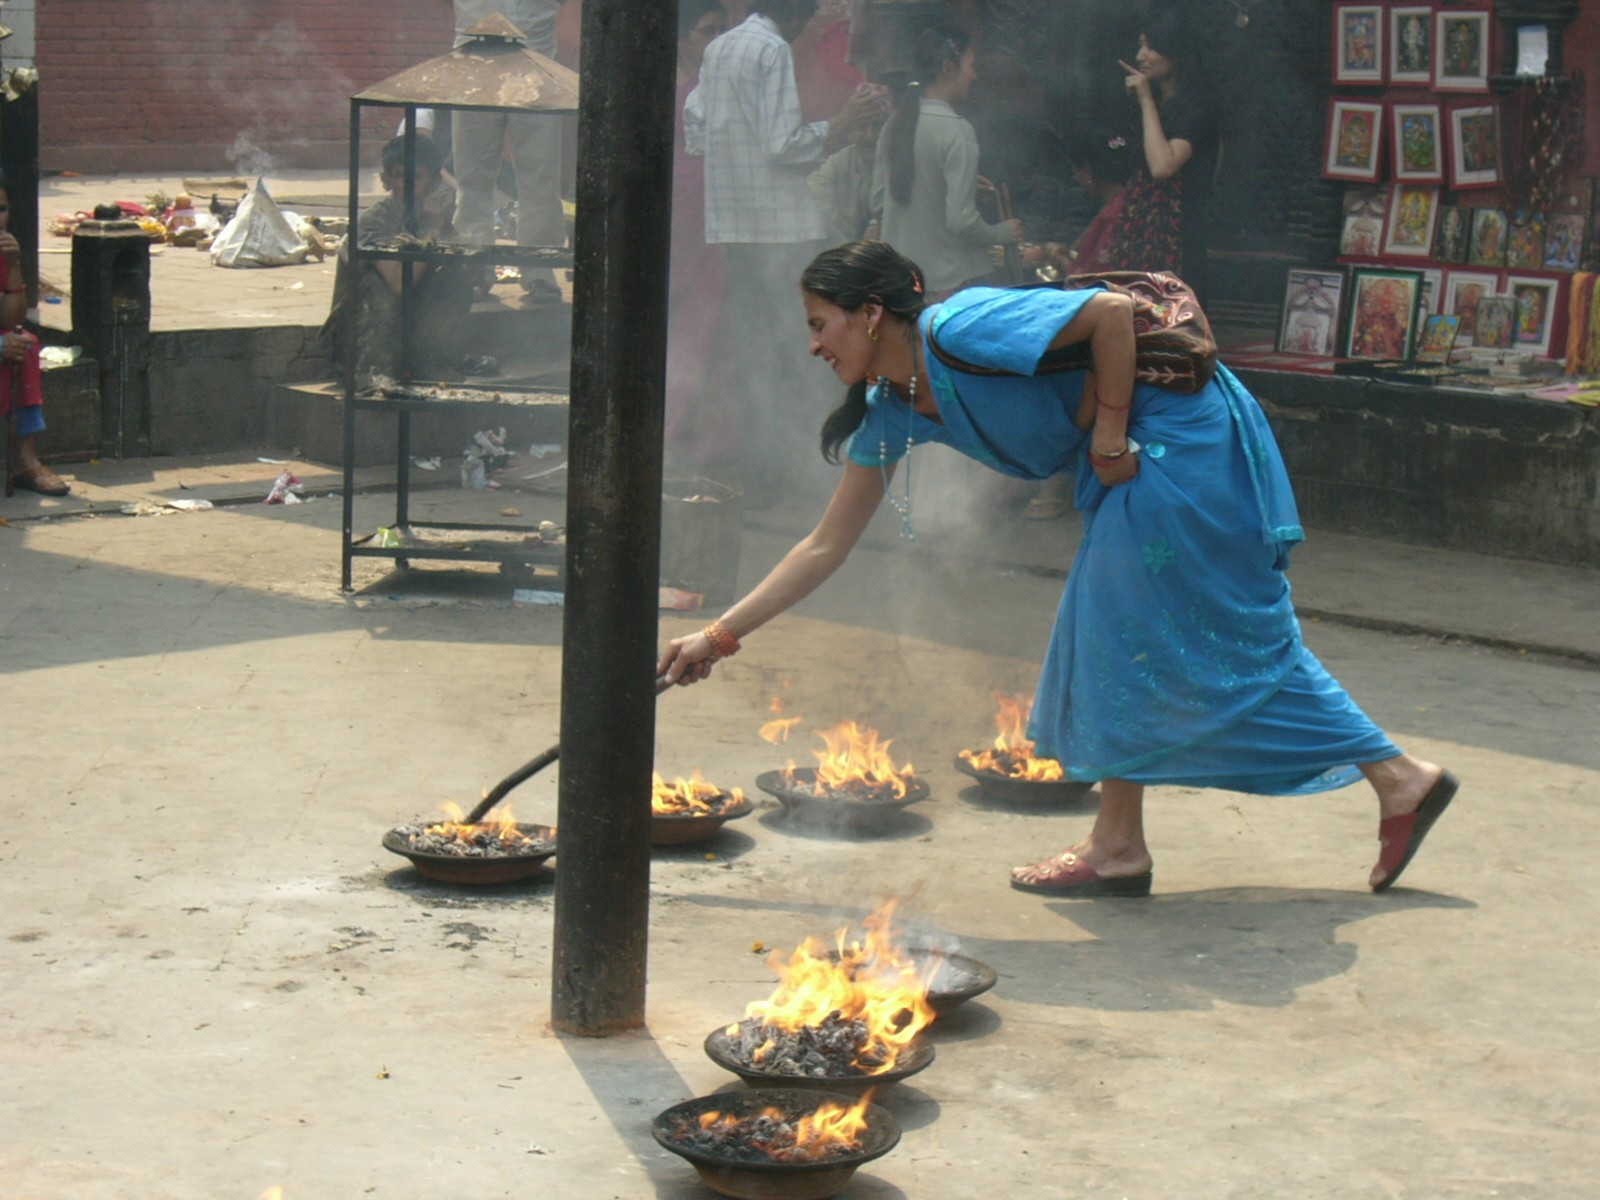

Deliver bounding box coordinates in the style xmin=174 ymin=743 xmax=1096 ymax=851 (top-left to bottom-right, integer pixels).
xmin=849 ymin=287 xmax=1398 ymax=794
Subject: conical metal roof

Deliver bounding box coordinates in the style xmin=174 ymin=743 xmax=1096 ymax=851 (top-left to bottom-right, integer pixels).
xmin=354 ymin=14 xmax=580 ymax=113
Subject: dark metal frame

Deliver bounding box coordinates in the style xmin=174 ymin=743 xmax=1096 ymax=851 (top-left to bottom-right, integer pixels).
xmin=338 ymin=97 xmax=575 ymax=591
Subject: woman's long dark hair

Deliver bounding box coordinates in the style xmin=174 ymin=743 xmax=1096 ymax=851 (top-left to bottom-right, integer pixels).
xmin=801 ymin=241 xmax=927 ymax=464
xmin=1140 ymin=5 xmax=1191 ymax=85
xmin=883 ymin=27 xmax=970 ymax=205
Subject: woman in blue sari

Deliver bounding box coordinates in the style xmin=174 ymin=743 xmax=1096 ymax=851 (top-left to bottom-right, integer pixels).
xmin=659 ymin=240 xmax=1457 ymax=896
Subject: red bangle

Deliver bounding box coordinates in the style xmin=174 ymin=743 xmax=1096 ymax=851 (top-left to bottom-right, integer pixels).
xmin=703 ymin=618 xmax=741 ymax=659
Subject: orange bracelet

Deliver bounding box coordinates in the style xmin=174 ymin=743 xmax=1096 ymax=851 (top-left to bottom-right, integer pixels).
xmin=703 ymin=618 xmax=741 ymax=659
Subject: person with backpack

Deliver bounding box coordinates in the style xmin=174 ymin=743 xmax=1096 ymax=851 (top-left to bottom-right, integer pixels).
xmin=658 ymin=240 xmax=1457 ymax=899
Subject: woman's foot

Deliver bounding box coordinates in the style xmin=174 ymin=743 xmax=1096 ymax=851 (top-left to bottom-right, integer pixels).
xmin=1010 ymin=839 xmax=1153 ymax=896
xmin=1362 ymin=756 xmax=1456 ymax=890
xmin=12 ymin=464 xmax=69 ymax=496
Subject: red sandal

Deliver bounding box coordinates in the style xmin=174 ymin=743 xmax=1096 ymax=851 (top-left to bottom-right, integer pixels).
xmin=1010 ymin=851 xmax=1153 ymax=898
xmin=1371 ymin=770 xmax=1459 ymax=893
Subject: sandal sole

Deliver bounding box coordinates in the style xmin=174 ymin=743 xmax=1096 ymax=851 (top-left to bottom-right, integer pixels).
xmin=1010 ymin=871 xmax=1153 ymax=898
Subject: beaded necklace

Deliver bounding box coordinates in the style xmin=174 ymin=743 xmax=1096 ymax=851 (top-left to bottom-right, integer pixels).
xmin=877 ymin=371 xmax=917 ymax=541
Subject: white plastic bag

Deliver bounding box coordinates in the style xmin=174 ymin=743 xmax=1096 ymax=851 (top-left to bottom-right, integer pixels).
xmin=209 ymin=178 xmax=308 ymax=268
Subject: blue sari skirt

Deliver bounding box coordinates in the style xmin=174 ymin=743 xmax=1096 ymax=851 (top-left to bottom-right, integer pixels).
xmin=1027 ymin=368 xmax=1399 ymax=794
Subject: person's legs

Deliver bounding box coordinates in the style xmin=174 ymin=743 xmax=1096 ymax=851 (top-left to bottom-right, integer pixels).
xmin=451 ymin=111 xmax=508 ymax=246
xmin=11 ymin=407 xmax=69 ymax=494
xmin=504 ymin=113 xmax=566 ymax=299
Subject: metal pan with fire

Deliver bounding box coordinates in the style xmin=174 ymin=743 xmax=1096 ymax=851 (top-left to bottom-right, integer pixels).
xmin=755 ymin=715 xmax=928 ymax=833
xmin=654 ymin=1087 xmax=899 ymax=1200
xmin=652 ymin=771 xmax=753 ymax=845
xmin=704 ymin=903 xmax=942 ymax=1096
xmin=955 ymin=693 xmax=1093 ymax=808
xmin=382 ymin=801 xmax=556 ymax=884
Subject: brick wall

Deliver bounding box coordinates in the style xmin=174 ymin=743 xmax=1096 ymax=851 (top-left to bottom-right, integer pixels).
xmin=38 ymin=0 xmax=457 ymax=172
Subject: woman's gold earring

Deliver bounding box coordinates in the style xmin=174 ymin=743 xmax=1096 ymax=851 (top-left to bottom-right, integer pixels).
xmin=868 ymin=325 xmax=879 ymax=341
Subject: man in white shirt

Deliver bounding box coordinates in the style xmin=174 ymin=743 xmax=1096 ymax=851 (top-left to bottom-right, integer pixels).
xmin=684 ymin=0 xmax=884 ymax=501
xmin=451 ymin=0 xmax=569 ymax=302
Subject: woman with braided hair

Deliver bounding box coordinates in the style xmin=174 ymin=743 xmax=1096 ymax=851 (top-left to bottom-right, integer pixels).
xmin=660 ymin=240 xmax=1457 ymax=897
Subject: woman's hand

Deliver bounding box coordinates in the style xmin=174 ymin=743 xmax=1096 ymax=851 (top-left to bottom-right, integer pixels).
xmin=1000 ymin=218 xmax=1023 ymax=243
xmin=657 ymin=630 xmax=718 ymax=687
xmin=1118 ymin=59 xmax=1152 ymax=102
xmin=1090 ymin=448 xmax=1139 ymax=488
xmin=1 ymin=328 xmax=34 ymax=362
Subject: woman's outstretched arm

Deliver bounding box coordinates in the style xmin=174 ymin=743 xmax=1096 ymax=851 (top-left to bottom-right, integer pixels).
xmin=658 ymin=462 xmax=887 ymax=684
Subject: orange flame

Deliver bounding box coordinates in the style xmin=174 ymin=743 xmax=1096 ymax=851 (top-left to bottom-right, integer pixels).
xmin=958 ymin=694 xmax=1063 ymax=781
xmin=781 ymin=720 xmax=916 ymax=798
xmin=426 ymin=800 xmax=536 ymax=848
xmin=735 ymin=900 xmax=934 ymax=1072
xmin=759 ymin=696 xmax=803 ymax=744
xmin=690 ymin=1094 xmax=871 ymax=1159
xmin=652 ymin=771 xmax=743 ymax=815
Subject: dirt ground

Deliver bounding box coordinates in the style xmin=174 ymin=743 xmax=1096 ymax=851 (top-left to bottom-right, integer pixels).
xmin=4 ymin=462 xmax=1599 ymax=1199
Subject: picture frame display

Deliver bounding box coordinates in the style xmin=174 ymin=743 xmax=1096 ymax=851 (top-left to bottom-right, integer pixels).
xmin=1473 ymin=295 xmax=1516 ymax=349
xmin=1340 ymin=186 xmax=1387 ymax=257
xmin=1544 ymin=213 xmax=1585 ymax=271
xmin=1389 ymin=5 xmax=1434 ymax=85
xmin=1384 ymin=185 xmax=1440 ymax=258
xmin=1345 ymin=267 xmax=1425 ymax=361
xmin=1334 ymin=5 xmax=1385 ymax=85
xmin=1444 ymin=269 xmax=1500 ymax=342
xmin=1469 ymin=207 xmax=1508 ymax=267
xmin=1434 ymin=9 xmax=1490 ymax=92
xmin=1505 ymin=274 xmax=1560 ymax=354
xmin=1414 ymin=313 xmax=1462 ymax=364
xmin=1325 ymin=100 xmax=1385 ymax=183
xmin=1391 ymin=102 xmax=1444 ymax=183
xmin=1434 ymin=204 xmax=1470 ymax=262
xmin=1418 ymin=267 xmax=1444 ymax=316
xmin=1506 ymin=211 xmax=1547 ymax=271
xmin=1278 ymin=268 xmax=1347 ymax=357
xmin=1449 ymin=103 xmax=1502 ymax=189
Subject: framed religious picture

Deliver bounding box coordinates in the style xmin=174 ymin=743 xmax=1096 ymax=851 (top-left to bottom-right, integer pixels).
xmin=1443 ymin=269 xmax=1500 ymax=342
xmin=1414 ymin=313 xmax=1462 ymax=363
xmin=1468 ymin=206 xmax=1508 ymax=267
xmin=1389 ymin=5 xmax=1434 ymax=85
xmin=1418 ymin=267 xmax=1444 ymax=315
xmin=1334 ymin=5 xmax=1385 ymax=84
xmin=1383 ymin=185 xmax=1440 ymax=258
xmin=1506 ymin=211 xmax=1547 ymax=271
xmin=1434 ymin=8 xmax=1490 ymax=92
xmin=1449 ymin=103 xmax=1501 ymax=189
xmin=1473 ymin=295 xmax=1516 ymax=349
xmin=1277 ymin=268 xmax=1347 ymax=357
xmin=1324 ymin=100 xmax=1385 ymax=183
xmin=1390 ymin=103 xmax=1444 ymax=183
xmin=1340 ymin=186 xmax=1387 ymax=256
xmin=1544 ymin=213 xmax=1585 ymax=271
xmin=1344 ymin=267 xmax=1425 ymax=361
xmin=1505 ymin=274 xmax=1560 ymax=354
xmin=1434 ymin=204 xmax=1470 ymax=262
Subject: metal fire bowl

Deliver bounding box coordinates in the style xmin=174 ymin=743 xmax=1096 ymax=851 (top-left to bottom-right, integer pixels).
xmin=952 ymin=755 xmax=1094 ymax=808
xmin=651 ymin=791 xmax=754 ymax=846
xmin=380 ymin=823 xmax=556 ymax=885
xmin=909 ymin=948 xmax=999 ymax=1016
xmin=703 ymin=1026 xmax=936 ymax=1095
xmin=754 ymin=769 xmax=928 ymax=832
xmin=653 ymin=1088 xmax=901 ymax=1200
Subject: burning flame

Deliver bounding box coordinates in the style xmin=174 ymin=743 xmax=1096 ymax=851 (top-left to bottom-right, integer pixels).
xmin=690 ymin=1092 xmax=871 ymax=1159
xmin=958 ymin=694 xmax=1063 ymax=781
xmin=259 ymin=1189 xmax=285 ymax=1200
xmin=653 ymin=771 xmax=743 ymax=816
xmin=733 ymin=900 xmax=935 ymax=1072
xmin=781 ymin=720 xmax=916 ymax=798
xmin=425 ymin=800 xmax=536 ymax=848
xmin=759 ymin=695 xmax=803 ymax=745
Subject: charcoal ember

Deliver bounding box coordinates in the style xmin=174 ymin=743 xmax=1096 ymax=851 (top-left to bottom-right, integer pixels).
xmin=392 ymin=821 xmax=553 ymax=859
xmin=729 ymin=1013 xmax=886 ymax=1077
xmin=667 ymin=1112 xmax=860 ymax=1163
xmin=804 ymin=779 xmax=907 ymax=804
